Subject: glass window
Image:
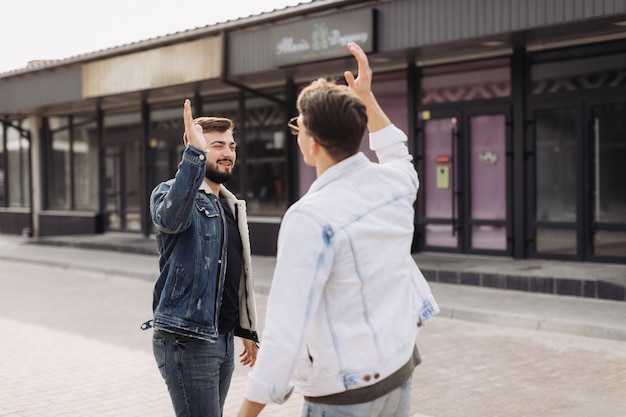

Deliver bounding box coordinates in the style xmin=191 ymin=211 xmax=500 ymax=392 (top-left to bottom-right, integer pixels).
xmin=472 ymin=225 xmax=506 ymax=251
xmin=198 ymin=96 xmax=290 ymax=216
xmin=200 ymin=99 xmax=245 ymax=198
xmin=0 ymin=122 xmax=5 ymax=207
xmin=471 ymin=115 xmax=506 ymax=220
xmin=470 ymin=114 xmax=507 ymax=251
xmin=591 ymin=102 xmax=626 ymax=258
xmin=103 ymin=112 xmax=142 ymax=231
xmin=47 ymin=116 xmax=99 ymax=211
xmin=424 ymin=117 xmax=455 ymax=219
xmin=149 ymin=106 xmax=185 ymax=190
xmin=240 ymin=98 xmax=288 ymax=216
xmin=73 ymin=118 xmax=99 ymax=210
xmin=423 ymin=116 xmax=457 ymax=249
xmin=592 ymin=103 xmax=626 ymax=225
xmin=594 ymin=230 xmax=626 ymax=258
xmin=535 ymin=109 xmax=577 ymax=222
xmin=7 ymin=121 xmax=30 ymax=208
xmin=48 ymin=124 xmax=71 ymax=210
xmin=421 ymin=58 xmax=510 ymax=104
xmin=531 ymin=52 xmax=626 ymax=95
xmin=536 ymin=227 xmax=577 ymax=255
xmin=534 ymin=109 xmax=578 ymax=256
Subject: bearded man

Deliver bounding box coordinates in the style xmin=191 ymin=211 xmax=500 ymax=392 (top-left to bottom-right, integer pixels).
xmin=147 ymin=100 xmax=259 ymax=417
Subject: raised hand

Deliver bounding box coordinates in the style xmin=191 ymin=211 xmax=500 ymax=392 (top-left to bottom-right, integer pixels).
xmin=344 ymin=41 xmax=373 ymax=100
xmin=183 ymin=99 xmax=207 ymax=151
xmin=343 ymin=42 xmax=391 ymax=132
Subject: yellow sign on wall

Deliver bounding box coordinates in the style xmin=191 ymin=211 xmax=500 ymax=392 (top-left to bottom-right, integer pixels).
xmin=436 ymin=165 xmax=449 ymax=189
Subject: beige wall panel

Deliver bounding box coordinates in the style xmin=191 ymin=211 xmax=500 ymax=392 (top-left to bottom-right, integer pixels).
xmin=82 ymin=36 xmax=223 ymax=98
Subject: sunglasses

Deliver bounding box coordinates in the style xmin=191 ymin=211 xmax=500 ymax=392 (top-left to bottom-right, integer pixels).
xmin=287 ymin=116 xmax=300 ymax=136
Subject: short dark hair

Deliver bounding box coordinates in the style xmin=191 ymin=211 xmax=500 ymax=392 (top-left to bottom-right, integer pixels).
xmin=182 ymin=116 xmax=234 ymax=144
xmin=297 ymin=78 xmax=367 ymax=160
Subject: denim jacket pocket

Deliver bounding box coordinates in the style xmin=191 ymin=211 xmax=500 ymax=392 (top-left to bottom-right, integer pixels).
xmin=195 ymin=198 xmax=220 ymax=218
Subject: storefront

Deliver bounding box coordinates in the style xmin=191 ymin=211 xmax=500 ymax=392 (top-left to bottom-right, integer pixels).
xmin=1 ymin=0 xmax=625 ymax=262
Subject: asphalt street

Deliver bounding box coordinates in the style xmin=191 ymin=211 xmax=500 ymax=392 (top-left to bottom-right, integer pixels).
xmin=1 ymin=241 xmax=626 ymax=416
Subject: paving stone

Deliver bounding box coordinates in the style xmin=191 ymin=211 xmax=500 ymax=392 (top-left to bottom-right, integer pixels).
xmin=1 ymin=251 xmax=626 ymax=416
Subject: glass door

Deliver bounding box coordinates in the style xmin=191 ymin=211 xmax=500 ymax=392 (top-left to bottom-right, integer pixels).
xmin=530 ymin=107 xmax=580 ymax=257
xmin=422 ymin=113 xmax=459 ymax=249
xmin=465 ymin=112 xmax=509 ymax=251
xmin=589 ymin=101 xmax=626 ymax=259
xmin=104 ymin=141 xmax=141 ymax=232
xmin=103 ymin=112 xmax=142 ymax=232
xmin=419 ymin=109 xmax=510 ymax=253
xmin=104 ymin=147 xmax=123 ymax=230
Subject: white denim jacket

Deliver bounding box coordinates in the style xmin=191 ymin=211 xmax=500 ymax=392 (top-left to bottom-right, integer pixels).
xmin=245 ymin=125 xmax=439 ymax=404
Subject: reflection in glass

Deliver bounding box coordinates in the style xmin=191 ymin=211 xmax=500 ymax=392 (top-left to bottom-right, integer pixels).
xmin=471 ymin=115 xmax=506 ymax=220
xmin=421 ymin=58 xmax=510 ymax=104
xmin=48 ymin=117 xmax=100 ymax=211
xmin=592 ymin=102 xmax=626 ymax=258
xmin=471 ymin=225 xmax=506 ymax=250
xmin=536 ymin=228 xmax=577 ymax=255
xmin=425 ymin=224 xmax=455 ymax=247
xmin=424 ymin=118 xmax=454 ymax=219
xmin=245 ymin=126 xmax=287 ymax=216
xmin=592 ymin=104 xmax=626 ymax=224
xmin=594 ymin=231 xmax=626 ymax=257
xmin=48 ymin=126 xmax=71 ymax=210
xmin=535 ymin=109 xmax=577 ymax=222
xmin=0 ymin=123 xmax=5 ymax=206
xmin=103 ymin=112 xmax=142 ymax=231
xmin=470 ymin=114 xmax=507 ymax=251
xmin=73 ymin=120 xmax=99 ymax=210
xmin=423 ymin=118 xmax=456 ymax=248
xmin=7 ymin=122 xmax=30 ymax=208
xmin=237 ymin=99 xmax=288 ymax=216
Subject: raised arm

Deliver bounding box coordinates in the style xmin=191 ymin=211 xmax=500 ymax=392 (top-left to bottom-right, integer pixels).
xmin=343 ymin=42 xmax=391 ymax=133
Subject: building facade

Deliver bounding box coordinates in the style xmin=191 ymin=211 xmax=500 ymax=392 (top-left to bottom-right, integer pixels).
xmin=1 ymin=0 xmax=625 ymax=263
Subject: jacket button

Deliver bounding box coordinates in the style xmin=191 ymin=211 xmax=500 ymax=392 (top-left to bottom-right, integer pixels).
xmin=374 ymin=373 xmax=380 ymax=379
xmin=363 ymin=374 xmax=371 ymax=382
xmin=199 ymin=154 xmax=205 ymax=160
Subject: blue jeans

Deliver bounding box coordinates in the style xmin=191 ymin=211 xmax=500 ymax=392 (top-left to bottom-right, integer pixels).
xmin=153 ymin=329 xmax=235 ymax=417
xmin=300 ymin=377 xmax=413 ymax=417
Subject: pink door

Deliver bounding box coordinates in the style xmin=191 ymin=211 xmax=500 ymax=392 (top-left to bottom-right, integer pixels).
xmin=422 ymin=112 xmax=508 ymax=253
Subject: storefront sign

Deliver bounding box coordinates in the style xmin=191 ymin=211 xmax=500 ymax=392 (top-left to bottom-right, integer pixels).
xmin=271 ymin=8 xmax=376 ymax=67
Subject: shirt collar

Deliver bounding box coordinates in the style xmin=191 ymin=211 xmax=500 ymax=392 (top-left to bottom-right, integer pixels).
xmin=308 ymin=152 xmax=368 ymax=194
xmin=199 ymin=180 xmax=215 ymax=195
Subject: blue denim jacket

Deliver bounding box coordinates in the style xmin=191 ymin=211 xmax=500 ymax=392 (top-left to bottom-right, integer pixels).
xmin=149 ymin=145 xmax=258 ymax=343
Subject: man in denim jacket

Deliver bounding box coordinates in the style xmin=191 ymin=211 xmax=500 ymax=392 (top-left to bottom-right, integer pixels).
xmin=149 ymin=100 xmax=259 ymax=417
xmin=238 ymin=43 xmax=439 ymax=417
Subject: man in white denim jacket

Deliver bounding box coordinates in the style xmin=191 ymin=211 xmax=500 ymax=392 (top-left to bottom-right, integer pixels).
xmin=238 ymin=42 xmax=439 ymax=417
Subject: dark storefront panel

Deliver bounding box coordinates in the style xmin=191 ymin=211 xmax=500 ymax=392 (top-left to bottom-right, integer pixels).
xmin=528 ymin=43 xmax=626 ymax=263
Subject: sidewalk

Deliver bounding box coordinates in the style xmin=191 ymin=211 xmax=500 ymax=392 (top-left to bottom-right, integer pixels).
xmin=1 ymin=234 xmax=626 ymax=416
xmin=21 ymin=232 xmax=626 ymax=301
xmin=0 ymin=232 xmax=625 ymax=342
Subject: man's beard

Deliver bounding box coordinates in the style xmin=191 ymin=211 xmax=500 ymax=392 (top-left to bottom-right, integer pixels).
xmin=205 ymin=163 xmax=232 ymax=184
